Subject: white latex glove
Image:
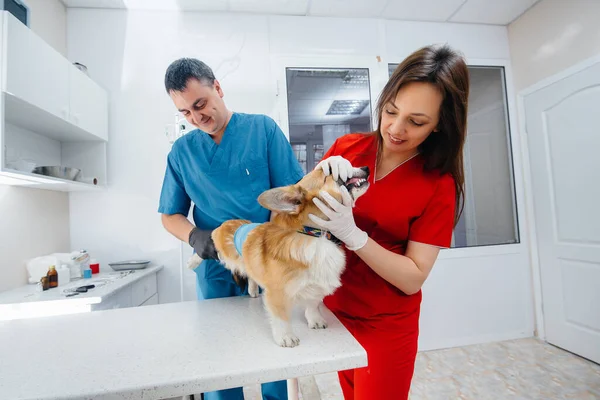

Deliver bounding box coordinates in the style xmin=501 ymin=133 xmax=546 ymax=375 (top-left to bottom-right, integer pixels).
xmin=316 ymin=156 xmax=354 ymax=182
xmin=308 ymin=186 xmax=368 ymax=251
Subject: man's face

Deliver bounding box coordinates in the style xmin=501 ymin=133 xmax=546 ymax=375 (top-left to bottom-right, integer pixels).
xmin=169 ymin=78 xmax=227 ymax=136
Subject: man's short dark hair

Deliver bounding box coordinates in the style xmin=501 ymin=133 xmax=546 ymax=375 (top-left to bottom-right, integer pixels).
xmin=164 ymin=58 xmax=216 ymax=93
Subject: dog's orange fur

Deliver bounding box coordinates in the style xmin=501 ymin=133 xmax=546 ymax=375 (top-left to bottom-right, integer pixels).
xmin=207 ymin=166 xmax=369 ymax=347
xmin=212 ymin=168 xmax=344 ymax=290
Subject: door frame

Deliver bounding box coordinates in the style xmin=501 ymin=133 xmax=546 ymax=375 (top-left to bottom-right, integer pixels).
xmin=272 ymin=55 xmax=532 ymax=257
xmin=517 ymin=53 xmax=600 ymax=341
xmin=389 ymin=58 xmax=530 ymax=260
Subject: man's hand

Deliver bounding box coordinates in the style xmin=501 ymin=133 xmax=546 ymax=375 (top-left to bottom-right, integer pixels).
xmin=188 ymin=227 xmax=219 ymax=260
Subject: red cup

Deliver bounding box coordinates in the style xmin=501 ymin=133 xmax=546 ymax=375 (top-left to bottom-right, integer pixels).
xmin=90 ymin=263 xmax=100 ymax=274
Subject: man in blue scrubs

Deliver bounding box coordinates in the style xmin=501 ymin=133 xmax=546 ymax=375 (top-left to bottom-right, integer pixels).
xmin=158 ymin=58 xmax=304 ymax=400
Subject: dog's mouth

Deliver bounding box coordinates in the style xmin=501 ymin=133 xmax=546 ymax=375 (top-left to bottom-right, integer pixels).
xmin=337 ymin=167 xmax=370 ymax=200
xmin=342 ymin=177 xmax=368 ymax=191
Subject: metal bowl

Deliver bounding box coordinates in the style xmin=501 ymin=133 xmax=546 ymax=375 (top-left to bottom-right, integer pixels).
xmin=108 ymin=260 xmax=151 ymax=271
xmin=32 ymin=166 xmax=81 ymax=181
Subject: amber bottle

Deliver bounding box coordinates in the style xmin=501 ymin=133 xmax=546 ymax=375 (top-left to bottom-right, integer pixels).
xmin=47 ymin=266 xmax=58 ymax=288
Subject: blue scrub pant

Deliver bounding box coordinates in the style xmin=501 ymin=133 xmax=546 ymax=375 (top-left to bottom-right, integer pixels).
xmin=194 ymin=259 xmax=288 ymax=400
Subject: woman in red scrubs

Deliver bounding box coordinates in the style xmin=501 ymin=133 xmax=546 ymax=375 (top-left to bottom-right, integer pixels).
xmin=309 ymin=44 xmax=469 ymax=399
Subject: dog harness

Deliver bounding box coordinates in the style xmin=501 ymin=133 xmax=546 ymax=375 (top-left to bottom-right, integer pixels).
xmin=233 ymin=223 xmax=342 ymax=256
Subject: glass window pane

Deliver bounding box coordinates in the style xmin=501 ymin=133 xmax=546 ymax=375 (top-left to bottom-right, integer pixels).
xmin=313 ymin=144 xmax=324 ymax=170
xmin=388 ymin=63 xmax=519 ymax=248
xmin=285 ymin=67 xmax=373 ymax=174
xmin=291 ymin=143 xmax=307 ymax=174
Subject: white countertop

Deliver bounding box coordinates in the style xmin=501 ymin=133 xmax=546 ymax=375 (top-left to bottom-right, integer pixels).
xmin=0 ymin=296 xmax=367 ymax=400
xmin=0 ymin=265 xmax=163 ymax=321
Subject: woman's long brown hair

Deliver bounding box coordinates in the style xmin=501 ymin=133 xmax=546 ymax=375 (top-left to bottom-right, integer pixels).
xmin=374 ymin=44 xmax=470 ymax=225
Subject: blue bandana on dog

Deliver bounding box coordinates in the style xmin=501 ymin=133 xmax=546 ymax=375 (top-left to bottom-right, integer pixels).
xmin=233 ymin=223 xmax=262 ymax=256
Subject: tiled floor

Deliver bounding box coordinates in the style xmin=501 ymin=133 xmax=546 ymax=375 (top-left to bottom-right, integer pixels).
xmin=243 ymin=338 xmax=600 ymax=399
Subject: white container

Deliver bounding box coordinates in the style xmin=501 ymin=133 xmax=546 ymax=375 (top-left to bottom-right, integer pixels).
xmin=26 ymin=255 xmax=58 ymax=284
xmin=57 ymin=265 xmax=70 ymax=287
xmin=51 ymin=252 xmax=81 ymax=280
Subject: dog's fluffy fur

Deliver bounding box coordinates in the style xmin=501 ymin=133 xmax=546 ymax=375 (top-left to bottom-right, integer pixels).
xmin=187 ymin=166 xmax=370 ymax=347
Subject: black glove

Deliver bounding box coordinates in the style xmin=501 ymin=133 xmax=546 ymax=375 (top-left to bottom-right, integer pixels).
xmin=188 ymin=227 xmax=219 ymax=260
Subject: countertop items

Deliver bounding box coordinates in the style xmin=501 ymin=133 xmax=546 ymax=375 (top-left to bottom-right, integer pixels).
xmin=0 ymin=265 xmax=163 ymax=321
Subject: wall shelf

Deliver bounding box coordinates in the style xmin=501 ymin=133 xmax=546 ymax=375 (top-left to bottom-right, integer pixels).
xmin=0 ymin=11 xmax=109 ymax=192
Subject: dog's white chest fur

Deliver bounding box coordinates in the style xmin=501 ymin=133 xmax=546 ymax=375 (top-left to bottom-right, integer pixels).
xmin=288 ymin=235 xmax=346 ymax=302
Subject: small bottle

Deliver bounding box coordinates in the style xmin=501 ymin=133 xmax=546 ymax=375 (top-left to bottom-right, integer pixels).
xmin=47 ymin=266 xmax=58 ymax=288
xmin=57 ymin=265 xmax=70 ymax=287
xmin=40 ymin=276 xmax=49 ymax=291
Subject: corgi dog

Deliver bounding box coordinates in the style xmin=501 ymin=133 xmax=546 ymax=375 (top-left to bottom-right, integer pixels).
xmin=187 ymin=165 xmax=370 ymax=347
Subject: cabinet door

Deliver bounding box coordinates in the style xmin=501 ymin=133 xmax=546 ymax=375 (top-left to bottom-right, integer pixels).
xmin=131 ymin=274 xmax=158 ymax=306
xmin=69 ymin=65 xmax=108 ymax=141
xmin=141 ymin=293 xmax=158 ymax=306
xmin=4 ymin=13 xmax=70 ymax=121
xmin=91 ymin=287 xmax=133 ymax=311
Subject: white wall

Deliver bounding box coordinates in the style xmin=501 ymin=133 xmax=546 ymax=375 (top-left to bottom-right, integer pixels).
xmin=0 ymin=0 xmax=69 ymax=292
xmin=0 ymin=186 xmax=70 ymax=292
xmin=508 ymin=0 xmax=600 ymax=92
xmin=25 ymin=0 xmax=67 ymax=57
xmin=66 ymin=8 xmax=533 ymax=350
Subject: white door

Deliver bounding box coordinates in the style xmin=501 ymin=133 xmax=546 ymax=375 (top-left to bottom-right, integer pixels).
xmin=524 ymin=59 xmax=600 ymax=363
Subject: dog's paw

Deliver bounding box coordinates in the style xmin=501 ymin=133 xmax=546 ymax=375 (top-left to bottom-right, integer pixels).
xmin=186 ymin=253 xmax=202 ymax=270
xmin=275 ymin=332 xmax=300 ymax=348
xmin=248 ymin=280 xmax=259 ymax=298
xmin=308 ymin=316 xmax=328 ymax=329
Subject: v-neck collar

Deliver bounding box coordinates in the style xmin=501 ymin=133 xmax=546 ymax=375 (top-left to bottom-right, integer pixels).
xmin=374 ymin=152 xmax=420 ymax=182
xmin=202 ymin=112 xmax=237 ymax=169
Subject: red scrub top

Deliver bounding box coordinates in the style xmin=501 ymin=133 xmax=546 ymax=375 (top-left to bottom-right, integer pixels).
xmin=322 ymin=133 xmax=456 ymax=322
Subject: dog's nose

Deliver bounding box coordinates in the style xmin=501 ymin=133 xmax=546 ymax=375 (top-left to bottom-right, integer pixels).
xmin=360 ymin=166 xmax=370 ymax=175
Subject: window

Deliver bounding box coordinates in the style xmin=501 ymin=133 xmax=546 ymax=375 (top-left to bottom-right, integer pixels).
xmin=291 ymin=143 xmax=307 ymax=174
xmin=389 ymin=64 xmax=519 ymax=248
xmin=285 ymin=68 xmax=373 ymax=174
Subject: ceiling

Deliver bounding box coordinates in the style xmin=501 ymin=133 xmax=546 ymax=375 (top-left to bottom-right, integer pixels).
xmin=60 ymin=0 xmax=540 ymax=25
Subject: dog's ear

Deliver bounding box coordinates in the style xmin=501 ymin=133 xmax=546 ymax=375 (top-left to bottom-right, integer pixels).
xmin=258 ymin=186 xmax=305 ymax=214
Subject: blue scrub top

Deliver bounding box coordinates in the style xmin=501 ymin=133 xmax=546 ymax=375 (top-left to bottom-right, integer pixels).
xmin=158 ymin=113 xmax=304 ymax=229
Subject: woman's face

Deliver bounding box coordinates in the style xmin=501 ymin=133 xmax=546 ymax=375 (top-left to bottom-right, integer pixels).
xmin=380 ymin=81 xmax=443 ymax=157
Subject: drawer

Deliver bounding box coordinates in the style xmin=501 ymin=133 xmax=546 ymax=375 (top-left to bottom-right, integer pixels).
xmin=131 ymin=273 xmax=157 ymax=306
xmin=140 ymin=293 xmax=158 ymax=306
xmin=92 ymin=287 xmax=132 ymax=311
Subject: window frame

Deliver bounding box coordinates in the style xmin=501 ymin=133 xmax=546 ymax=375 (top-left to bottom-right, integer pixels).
xmin=273 ymin=55 xmax=528 ymax=259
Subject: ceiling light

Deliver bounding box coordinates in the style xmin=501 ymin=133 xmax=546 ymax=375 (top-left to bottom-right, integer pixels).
xmin=326 ymin=100 xmax=369 ymax=115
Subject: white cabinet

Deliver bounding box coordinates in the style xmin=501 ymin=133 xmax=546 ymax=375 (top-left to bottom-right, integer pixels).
xmin=69 ymin=64 xmax=109 ymax=141
xmin=141 ymin=293 xmax=158 ymax=306
xmin=131 ymin=274 xmax=158 ymax=306
xmin=91 ymin=272 xmax=159 ymax=312
xmin=4 ymin=12 xmax=70 ymax=122
xmin=0 ymin=12 xmax=108 ymax=191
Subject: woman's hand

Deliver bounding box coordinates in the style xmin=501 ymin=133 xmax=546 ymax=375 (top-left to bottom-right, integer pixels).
xmin=315 ymin=156 xmax=354 ymax=182
xmin=309 ymin=186 xmax=368 ymax=251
